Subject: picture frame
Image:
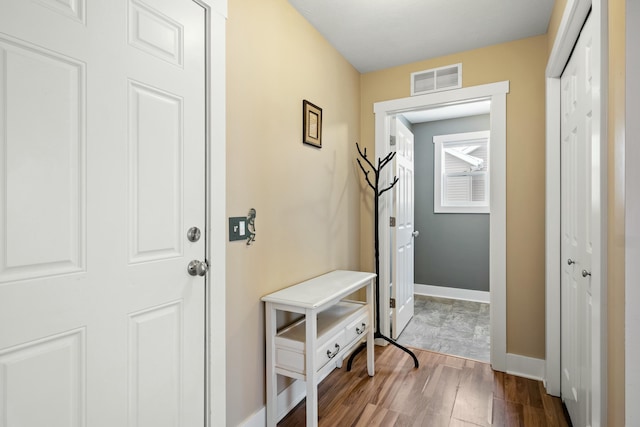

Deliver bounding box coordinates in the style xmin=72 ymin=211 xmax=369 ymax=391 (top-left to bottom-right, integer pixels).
xmin=302 ymin=100 xmax=322 ymax=148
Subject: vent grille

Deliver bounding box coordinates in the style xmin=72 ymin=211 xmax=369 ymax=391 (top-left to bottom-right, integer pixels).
xmin=410 ymin=63 xmax=462 ymax=96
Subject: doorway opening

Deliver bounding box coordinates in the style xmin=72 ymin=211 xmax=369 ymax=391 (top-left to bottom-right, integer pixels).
xmin=374 ymin=81 xmax=509 ymax=370
xmin=391 ymin=101 xmax=492 ymax=361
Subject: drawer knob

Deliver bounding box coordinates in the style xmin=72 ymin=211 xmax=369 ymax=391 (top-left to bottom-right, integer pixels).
xmin=326 ymin=343 xmax=340 ymax=359
xmin=356 ymin=323 xmax=366 ymax=335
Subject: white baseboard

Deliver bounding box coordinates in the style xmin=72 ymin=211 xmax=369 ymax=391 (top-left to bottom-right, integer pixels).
xmin=506 ymin=353 xmax=545 ymax=381
xmin=414 ymin=283 xmax=490 ymax=303
xmin=240 ymin=407 xmax=265 ymax=427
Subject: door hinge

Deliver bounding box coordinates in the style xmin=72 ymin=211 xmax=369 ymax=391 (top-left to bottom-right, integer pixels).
xmin=390 ymin=216 xmax=396 ymax=227
xmin=390 ymin=135 xmax=396 ymax=146
xmin=390 ymin=298 xmax=396 ymax=308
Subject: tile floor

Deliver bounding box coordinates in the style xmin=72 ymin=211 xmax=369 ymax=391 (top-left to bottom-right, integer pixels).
xmin=396 ymin=294 xmax=490 ymax=362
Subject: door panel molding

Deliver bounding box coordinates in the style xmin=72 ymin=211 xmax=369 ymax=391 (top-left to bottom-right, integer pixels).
xmin=0 ymin=34 xmax=86 ymax=283
xmin=0 ymin=328 xmax=86 ymax=427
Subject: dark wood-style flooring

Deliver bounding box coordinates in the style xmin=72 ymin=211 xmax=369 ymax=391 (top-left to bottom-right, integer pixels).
xmin=278 ymin=345 xmax=571 ymax=427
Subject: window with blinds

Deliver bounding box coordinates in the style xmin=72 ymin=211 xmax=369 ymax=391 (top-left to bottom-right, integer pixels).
xmin=433 ymin=131 xmax=490 ymax=213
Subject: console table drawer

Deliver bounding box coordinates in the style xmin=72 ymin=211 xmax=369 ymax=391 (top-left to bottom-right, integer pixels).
xmin=274 ymin=301 xmax=366 ymax=375
xmin=345 ymin=312 xmax=369 ymax=345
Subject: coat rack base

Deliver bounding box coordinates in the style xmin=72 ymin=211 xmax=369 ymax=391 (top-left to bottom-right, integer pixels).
xmin=346 ymin=332 xmax=419 ymax=371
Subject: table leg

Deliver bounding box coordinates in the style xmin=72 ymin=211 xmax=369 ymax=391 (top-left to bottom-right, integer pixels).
xmin=366 ymin=279 xmax=375 ymax=376
xmin=265 ymin=303 xmax=278 ymax=427
xmin=305 ymin=308 xmax=318 ymax=427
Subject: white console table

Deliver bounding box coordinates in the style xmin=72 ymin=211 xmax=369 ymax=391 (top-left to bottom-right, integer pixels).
xmin=262 ymin=270 xmax=376 ymax=427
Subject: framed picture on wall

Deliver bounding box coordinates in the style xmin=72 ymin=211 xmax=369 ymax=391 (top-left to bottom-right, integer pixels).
xmin=303 ymin=100 xmax=322 ymax=148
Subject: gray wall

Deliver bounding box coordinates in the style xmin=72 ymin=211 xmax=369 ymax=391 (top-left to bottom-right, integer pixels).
xmin=413 ymin=115 xmax=490 ymax=292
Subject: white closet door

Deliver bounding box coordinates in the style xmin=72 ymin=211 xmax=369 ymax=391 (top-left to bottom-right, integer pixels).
xmin=560 ymin=12 xmax=594 ymax=427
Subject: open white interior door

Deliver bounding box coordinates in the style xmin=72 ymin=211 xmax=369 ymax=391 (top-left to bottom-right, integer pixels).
xmin=0 ymin=0 xmax=207 ymax=425
xmin=390 ymin=117 xmax=416 ymax=339
xmin=560 ymin=12 xmax=594 ymax=427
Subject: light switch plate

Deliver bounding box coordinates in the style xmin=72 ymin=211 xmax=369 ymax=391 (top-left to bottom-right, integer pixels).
xmin=229 ymin=217 xmax=247 ymax=241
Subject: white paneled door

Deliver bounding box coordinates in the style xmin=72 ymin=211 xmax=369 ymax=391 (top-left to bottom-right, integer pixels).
xmin=391 ymin=117 xmax=415 ymax=339
xmin=560 ymin=12 xmax=593 ymax=427
xmin=0 ymin=1 xmax=207 ymax=426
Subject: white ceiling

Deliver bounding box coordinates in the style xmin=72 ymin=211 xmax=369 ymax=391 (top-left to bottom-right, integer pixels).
xmin=288 ymin=0 xmax=555 ymax=73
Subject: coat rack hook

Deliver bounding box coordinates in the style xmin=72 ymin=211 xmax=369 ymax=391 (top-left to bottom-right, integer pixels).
xmin=246 ymin=208 xmax=256 ymax=246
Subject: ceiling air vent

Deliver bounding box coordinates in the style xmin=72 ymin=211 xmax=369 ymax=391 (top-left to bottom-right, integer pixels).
xmin=410 ymin=63 xmax=462 ymax=96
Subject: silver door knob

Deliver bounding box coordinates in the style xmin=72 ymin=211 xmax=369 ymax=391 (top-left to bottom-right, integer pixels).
xmin=567 ymin=259 xmax=575 ymax=265
xmin=412 ymin=230 xmax=420 ymax=238
xmin=582 ymin=269 xmax=591 ymax=278
xmin=187 ymin=259 xmax=208 ymax=276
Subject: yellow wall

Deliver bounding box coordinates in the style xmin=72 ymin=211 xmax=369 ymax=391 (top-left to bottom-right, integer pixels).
xmin=607 ymin=0 xmax=626 ymax=424
xmin=547 ymin=0 xmax=568 ymax=56
xmin=226 ymin=0 xmax=361 ymax=424
xmin=360 ymin=35 xmax=549 ymax=358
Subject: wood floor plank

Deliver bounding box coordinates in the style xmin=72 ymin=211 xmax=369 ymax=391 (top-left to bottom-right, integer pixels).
xmin=380 ymin=409 xmax=401 ymax=426
xmin=449 ymin=418 xmax=486 ymax=427
xmin=395 ymin=409 xmax=424 ymax=427
xmin=451 ymin=359 xmax=494 ymax=426
xmin=493 ymin=371 xmax=506 ymax=400
xmin=504 ymin=374 xmax=530 ymax=406
xmin=492 ymin=397 xmax=507 ymax=426
xmin=525 ymin=378 xmax=544 ymax=409
xmin=277 ymin=345 xmax=570 ymax=427
xmin=387 ymin=362 xmax=425 ymax=416
xmin=319 ymin=403 xmax=363 ymax=427
xmin=523 ymin=406 xmax=549 ymax=427
xmin=504 ymin=402 xmax=524 ymax=427
xmin=400 ymin=406 xmax=452 ymax=427
xmin=376 ymin=352 xmax=416 ymax=409
xmin=357 ymin=404 xmax=399 ymax=427
xmin=353 ymin=403 xmax=380 ymax=426
xmin=538 ymin=384 xmax=571 ymax=427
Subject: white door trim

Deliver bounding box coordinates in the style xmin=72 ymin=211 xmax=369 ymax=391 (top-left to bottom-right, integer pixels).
xmin=545 ymin=1 xmax=607 ymax=426
xmin=200 ymin=0 xmax=227 ymax=425
xmin=626 ymin=0 xmax=640 ymax=423
xmin=374 ymin=81 xmax=509 ymax=371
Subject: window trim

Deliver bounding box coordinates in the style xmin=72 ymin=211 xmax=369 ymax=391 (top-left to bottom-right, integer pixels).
xmin=433 ymin=130 xmax=490 ymax=214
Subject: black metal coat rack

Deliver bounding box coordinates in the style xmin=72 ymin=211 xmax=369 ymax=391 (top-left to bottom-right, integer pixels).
xmin=347 ymin=143 xmax=419 ymax=371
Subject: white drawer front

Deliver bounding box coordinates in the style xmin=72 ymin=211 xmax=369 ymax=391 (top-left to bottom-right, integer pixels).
xmin=275 ymin=330 xmax=347 ymax=375
xmin=275 ymin=347 xmax=305 ymax=374
xmin=345 ymin=313 xmax=369 ymax=345
xmin=315 ymin=330 xmax=345 ymax=371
